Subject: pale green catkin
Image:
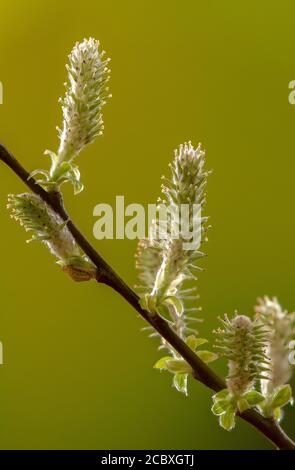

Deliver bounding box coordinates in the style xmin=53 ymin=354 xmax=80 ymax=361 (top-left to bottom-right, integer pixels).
xmin=214 ymin=314 xmax=268 ymax=396
xmin=7 ymin=193 xmax=95 ymax=281
xmin=255 ymin=296 xmax=295 ymax=395
xmin=210 ymin=314 xmax=269 ymax=431
xmin=136 ymin=142 xmax=214 ymax=394
xmin=56 ymin=37 xmax=111 ymax=164
xmin=31 ymin=38 xmax=111 ymax=193
xmin=136 ymin=142 xmax=210 ymax=339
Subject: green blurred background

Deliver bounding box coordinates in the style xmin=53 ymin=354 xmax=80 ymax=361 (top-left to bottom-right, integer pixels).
xmin=0 ymin=0 xmax=294 ymax=450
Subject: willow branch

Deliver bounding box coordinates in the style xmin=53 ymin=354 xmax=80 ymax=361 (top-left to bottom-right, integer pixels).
xmin=1 ymin=143 xmax=294 ymax=450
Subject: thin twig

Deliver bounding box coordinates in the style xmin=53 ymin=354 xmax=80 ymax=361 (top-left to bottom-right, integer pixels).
xmin=1 ymin=142 xmax=294 ymax=450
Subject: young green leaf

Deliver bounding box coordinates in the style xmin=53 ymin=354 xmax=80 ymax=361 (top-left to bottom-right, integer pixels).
xmin=237 ymin=398 xmax=250 ymax=413
xmin=211 ymin=400 xmax=230 ymax=416
xmin=153 ymin=356 xmax=172 ymax=370
xmin=271 ymin=384 xmax=292 ymax=409
xmin=173 ymin=373 xmax=188 ymax=395
xmin=273 ymin=407 xmax=283 ymax=422
xmin=243 ymin=390 xmax=265 ymax=407
xmin=163 ymin=296 xmax=184 ymax=317
xmin=186 ymin=335 xmax=208 ymax=351
xmin=166 ymin=358 xmax=192 ymax=374
xmin=219 ymin=407 xmax=236 ymax=431
xmin=213 ymin=389 xmax=230 ymax=402
xmin=196 ymin=350 xmax=218 ymax=363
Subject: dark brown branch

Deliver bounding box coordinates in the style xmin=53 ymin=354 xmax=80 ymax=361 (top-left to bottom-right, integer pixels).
xmin=1 ymin=142 xmax=294 ymax=450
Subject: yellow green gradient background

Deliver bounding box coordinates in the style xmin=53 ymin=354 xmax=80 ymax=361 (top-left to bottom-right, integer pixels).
xmin=0 ymin=0 xmax=295 ymax=450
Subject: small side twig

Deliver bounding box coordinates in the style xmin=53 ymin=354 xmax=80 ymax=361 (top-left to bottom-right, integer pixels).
xmin=1 ymin=143 xmax=294 ymax=450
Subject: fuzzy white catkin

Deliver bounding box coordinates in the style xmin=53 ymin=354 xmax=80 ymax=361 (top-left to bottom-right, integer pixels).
xmin=136 ymin=143 xmax=209 ymax=299
xmin=7 ymin=193 xmax=80 ymax=261
xmin=56 ymin=38 xmax=111 ymax=164
xmin=136 ymin=142 xmax=209 ymax=340
xmin=154 ymin=142 xmax=209 ymax=298
xmin=7 ymin=193 xmax=96 ymax=281
xmin=255 ymin=296 xmax=295 ymax=395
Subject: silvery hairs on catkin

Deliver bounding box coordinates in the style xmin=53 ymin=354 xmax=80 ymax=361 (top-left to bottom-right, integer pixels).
xmin=255 ymin=296 xmax=295 ymax=395
xmin=135 ymin=142 xmax=219 ymax=396
xmin=7 ymin=193 xmax=96 ymax=281
xmin=31 ymin=38 xmax=111 ymax=194
xmin=136 ymin=141 xmax=210 ymax=344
